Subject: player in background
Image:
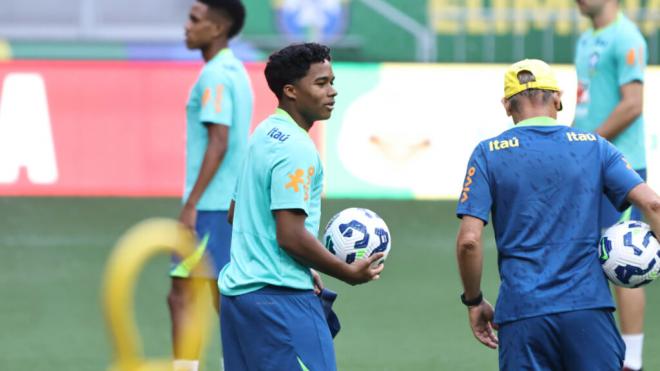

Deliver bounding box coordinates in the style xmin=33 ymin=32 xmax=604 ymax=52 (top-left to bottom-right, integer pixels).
xmin=455 ymin=59 xmax=660 ymax=370
xmin=574 ymin=1 xmax=648 ymax=369
xmin=218 ymin=43 xmax=384 ymax=370
xmin=168 ymin=1 xmax=252 ymax=370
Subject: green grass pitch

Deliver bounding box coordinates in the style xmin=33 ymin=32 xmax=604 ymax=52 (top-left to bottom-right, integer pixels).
xmin=0 ymin=197 xmax=659 ymax=370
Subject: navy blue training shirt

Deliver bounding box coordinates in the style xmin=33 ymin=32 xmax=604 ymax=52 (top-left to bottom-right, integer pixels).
xmin=456 ymin=116 xmax=643 ymax=324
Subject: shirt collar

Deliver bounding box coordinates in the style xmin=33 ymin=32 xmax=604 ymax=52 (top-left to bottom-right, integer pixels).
xmin=515 ymin=116 xmax=558 ymax=127
xmin=593 ymin=12 xmax=623 ymax=35
xmin=273 ymin=108 xmax=307 ymax=134
xmin=210 ymin=48 xmax=232 ymax=63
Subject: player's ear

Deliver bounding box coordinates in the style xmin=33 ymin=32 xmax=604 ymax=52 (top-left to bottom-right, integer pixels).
xmin=282 ymin=84 xmax=296 ymax=100
xmin=501 ymin=97 xmax=512 ymax=117
xmin=207 ymin=7 xmax=228 ymax=38
xmin=212 ymin=22 xmax=225 ymax=38
xmin=554 ymin=91 xmax=563 ymax=112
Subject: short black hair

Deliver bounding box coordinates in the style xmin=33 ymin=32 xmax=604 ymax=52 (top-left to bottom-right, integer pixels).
xmin=264 ymin=43 xmax=332 ymax=99
xmin=199 ymin=0 xmax=246 ymax=38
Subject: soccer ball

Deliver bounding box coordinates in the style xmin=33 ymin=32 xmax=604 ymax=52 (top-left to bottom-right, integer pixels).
xmin=599 ymin=221 xmax=660 ymax=288
xmin=323 ymin=208 xmax=391 ymax=266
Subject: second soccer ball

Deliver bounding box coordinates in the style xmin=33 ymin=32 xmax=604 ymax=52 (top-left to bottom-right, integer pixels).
xmin=599 ymin=220 xmax=660 ymax=288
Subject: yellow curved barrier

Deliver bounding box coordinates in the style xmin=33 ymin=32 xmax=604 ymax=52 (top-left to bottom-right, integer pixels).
xmin=102 ymin=218 xmax=213 ymax=371
xmin=0 ymin=39 xmax=10 ymax=60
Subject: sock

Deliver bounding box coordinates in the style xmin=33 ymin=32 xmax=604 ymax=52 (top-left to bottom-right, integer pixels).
xmin=622 ymin=333 xmax=644 ymax=370
xmin=173 ymin=359 xmax=199 ymax=371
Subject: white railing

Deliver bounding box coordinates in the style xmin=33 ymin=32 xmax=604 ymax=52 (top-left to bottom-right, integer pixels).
xmin=358 ymin=0 xmax=437 ymax=62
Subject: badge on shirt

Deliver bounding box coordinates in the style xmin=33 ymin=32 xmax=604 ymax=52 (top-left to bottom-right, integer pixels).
xmin=285 ymin=166 xmax=316 ymax=201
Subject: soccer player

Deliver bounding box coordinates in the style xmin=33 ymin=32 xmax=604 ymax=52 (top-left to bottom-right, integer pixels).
xmin=218 ymin=43 xmax=384 ymax=370
xmin=167 ymin=1 xmax=252 ymax=370
xmin=455 ymin=59 xmax=660 ymax=370
xmin=574 ymin=1 xmax=648 ymax=369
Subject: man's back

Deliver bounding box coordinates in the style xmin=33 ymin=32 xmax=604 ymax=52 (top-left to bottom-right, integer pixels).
xmin=457 ymin=117 xmax=642 ymax=323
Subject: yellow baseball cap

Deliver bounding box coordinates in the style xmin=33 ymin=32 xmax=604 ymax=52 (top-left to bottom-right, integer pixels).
xmin=504 ymin=59 xmax=560 ymax=99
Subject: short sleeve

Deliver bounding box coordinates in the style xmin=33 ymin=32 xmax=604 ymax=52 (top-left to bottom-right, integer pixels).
xmin=270 ymin=143 xmax=317 ymax=214
xmin=199 ymin=69 xmax=233 ymax=126
xmin=615 ymin=31 xmax=646 ymax=86
xmin=602 ymin=140 xmax=644 ymax=211
xmin=456 ymin=144 xmax=492 ymax=224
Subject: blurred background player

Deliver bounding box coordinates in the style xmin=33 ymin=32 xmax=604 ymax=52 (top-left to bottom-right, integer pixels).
xmin=218 ymin=43 xmax=384 ymax=370
xmin=456 ymin=59 xmax=660 ymax=370
xmin=574 ymin=0 xmax=648 ymax=369
xmin=167 ymin=1 xmax=251 ymax=370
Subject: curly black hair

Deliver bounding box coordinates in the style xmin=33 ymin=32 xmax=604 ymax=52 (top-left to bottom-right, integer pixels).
xmin=264 ymin=43 xmax=332 ymax=99
xmin=199 ymin=0 xmax=246 ymax=38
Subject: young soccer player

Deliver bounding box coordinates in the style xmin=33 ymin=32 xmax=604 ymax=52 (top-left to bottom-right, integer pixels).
xmin=218 ymin=43 xmax=384 ymax=371
xmin=455 ymin=59 xmax=660 ymax=370
xmin=574 ymin=1 xmax=648 ymax=369
xmin=168 ymin=1 xmax=252 ymax=370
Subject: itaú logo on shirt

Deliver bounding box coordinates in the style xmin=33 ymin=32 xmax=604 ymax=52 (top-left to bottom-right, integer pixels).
xmin=566 ymin=132 xmax=597 ymax=142
xmin=267 ymin=127 xmax=290 ymax=142
xmin=488 ymin=137 xmax=519 ymax=151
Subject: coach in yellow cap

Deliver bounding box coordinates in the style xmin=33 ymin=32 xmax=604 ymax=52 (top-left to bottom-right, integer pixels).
xmin=454 ymin=58 xmax=660 ymax=370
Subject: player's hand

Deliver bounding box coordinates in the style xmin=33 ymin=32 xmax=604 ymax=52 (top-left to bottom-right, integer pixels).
xmin=467 ymin=299 xmax=498 ymax=349
xmin=179 ymin=203 xmax=197 ymax=231
xmin=311 ymin=269 xmax=324 ymax=294
xmin=344 ymin=253 xmax=385 ymax=285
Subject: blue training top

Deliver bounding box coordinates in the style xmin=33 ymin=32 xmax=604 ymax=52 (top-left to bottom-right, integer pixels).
xmin=456 ymin=116 xmax=643 ymax=324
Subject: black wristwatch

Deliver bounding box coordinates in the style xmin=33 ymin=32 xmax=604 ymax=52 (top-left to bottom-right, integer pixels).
xmin=460 ymin=291 xmax=483 ymax=307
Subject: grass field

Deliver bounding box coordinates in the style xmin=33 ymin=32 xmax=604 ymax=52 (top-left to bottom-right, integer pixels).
xmin=1 ymin=197 xmax=659 ymax=370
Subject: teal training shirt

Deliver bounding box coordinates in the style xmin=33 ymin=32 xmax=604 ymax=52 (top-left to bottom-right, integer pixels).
xmin=574 ymin=13 xmax=647 ymax=170
xmin=219 ymin=109 xmax=324 ymax=296
xmin=184 ymin=48 xmax=253 ymax=210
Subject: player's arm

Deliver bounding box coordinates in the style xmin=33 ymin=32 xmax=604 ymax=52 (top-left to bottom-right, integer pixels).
xmin=597 ymin=34 xmax=646 ymax=140
xmin=456 ymin=215 xmax=485 ymax=300
xmin=180 ymin=124 xmax=229 ymax=229
xmin=595 ymin=82 xmax=643 ymax=140
xmin=455 ymin=145 xmax=497 ymax=349
xmin=456 ymin=215 xmax=499 ymax=349
xmin=627 ymin=183 xmax=660 ymax=237
xmin=274 ymin=209 xmax=384 ymax=286
xmin=456 ymin=145 xmax=491 ymax=296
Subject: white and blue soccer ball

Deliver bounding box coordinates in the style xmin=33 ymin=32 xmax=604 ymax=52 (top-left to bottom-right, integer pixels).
xmin=323 ymin=208 xmax=391 ymax=266
xmin=599 ymin=221 xmax=660 ymax=288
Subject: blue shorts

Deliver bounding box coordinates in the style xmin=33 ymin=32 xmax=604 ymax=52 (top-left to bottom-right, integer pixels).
xmin=498 ymin=309 xmax=624 ymax=371
xmin=220 ymin=286 xmax=337 ymax=371
xmin=600 ymin=168 xmax=646 ymax=230
xmin=169 ymin=210 xmax=232 ymax=279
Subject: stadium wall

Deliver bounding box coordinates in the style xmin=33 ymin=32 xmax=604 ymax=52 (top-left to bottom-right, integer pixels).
xmin=0 ymin=61 xmax=657 ymax=199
